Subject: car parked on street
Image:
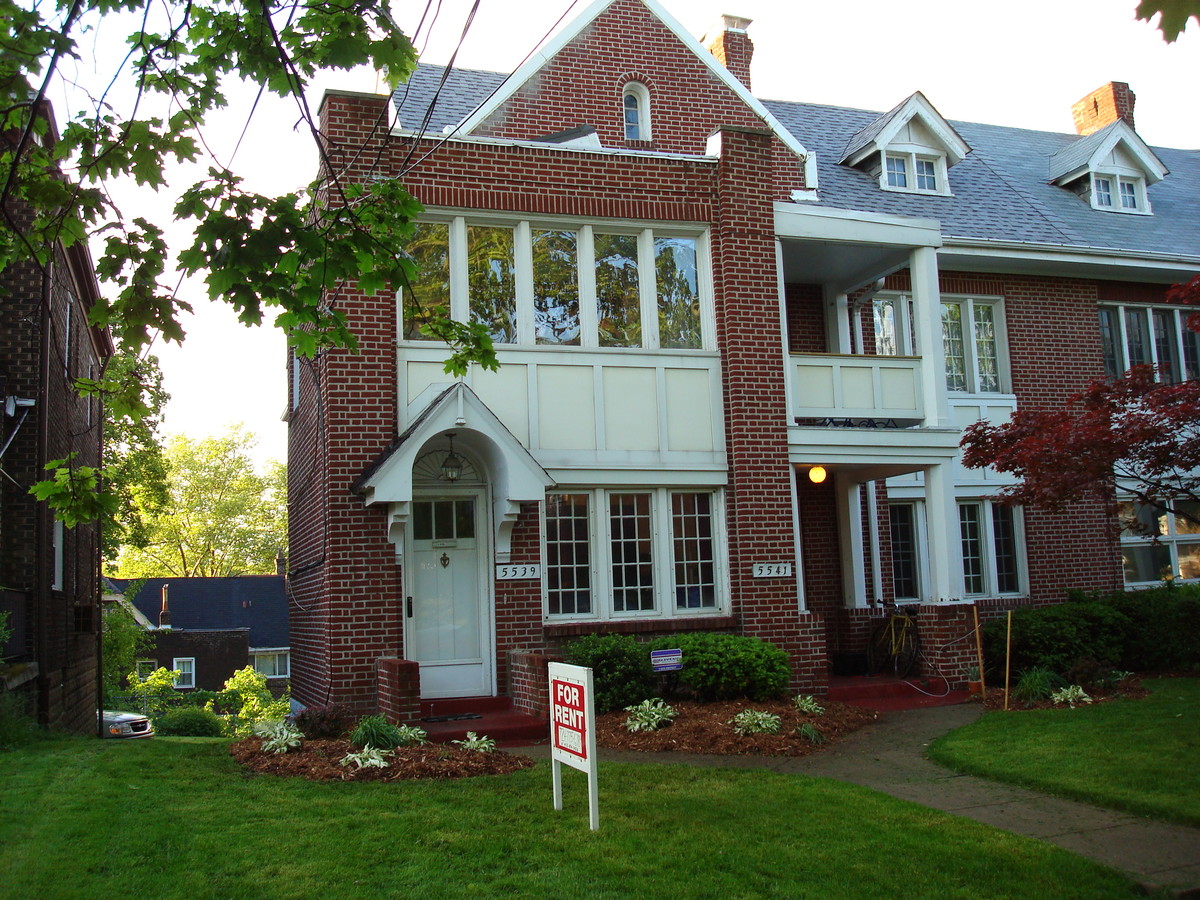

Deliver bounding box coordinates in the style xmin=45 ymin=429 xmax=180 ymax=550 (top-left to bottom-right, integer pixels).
xmin=101 ymin=710 xmax=154 ymax=739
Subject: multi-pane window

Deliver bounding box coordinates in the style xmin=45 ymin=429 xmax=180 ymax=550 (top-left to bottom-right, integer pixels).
xmin=1094 ymin=176 xmax=1114 ymax=207
xmin=872 ymin=295 xmax=917 ymax=357
xmin=883 ymin=152 xmax=945 ymax=194
xmin=1099 ymin=304 xmax=1200 ymax=382
xmin=622 ymin=83 xmax=650 ymax=141
xmin=1092 ymin=173 xmax=1146 ymax=213
xmin=400 ymin=217 xmax=707 ymax=351
xmin=173 ymin=658 xmax=195 ymax=689
xmin=545 ymin=494 xmax=592 ymax=616
xmin=135 ymin=659 xmax=157 ymax=679
xmin=942 ymin=298 xmax=1004 ymax=393
xmin=1118 ymin=500 xmax=1200 ymax=584
xmin=958 ymin=501 xmax=1022 ymax=597
xmin=252 ymin=650 xmax=290 ymax=679
xmin=888 ymin=504 xmax=920 ymax=600
xmin=1119 ymin=180 xmax=1138 ymax=210
xmin=544 ymin=489 xmax=722 ymax=619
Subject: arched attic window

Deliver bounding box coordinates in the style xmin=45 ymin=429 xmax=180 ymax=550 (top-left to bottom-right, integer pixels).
xmin=622 ymin=82 xmax=651 ymax=142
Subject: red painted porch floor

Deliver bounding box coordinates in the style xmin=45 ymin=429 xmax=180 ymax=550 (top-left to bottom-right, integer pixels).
xmin=828 ymin=674 xmax=973 ymax=712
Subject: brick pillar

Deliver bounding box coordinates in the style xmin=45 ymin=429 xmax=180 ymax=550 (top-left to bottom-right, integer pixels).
xmin=377 ymin=658 xmax=421 ymax=724
xmin=710 ymin=125 xmax=823 ymax=693
xmin=508 ymin=649 xmax=562 ymax=719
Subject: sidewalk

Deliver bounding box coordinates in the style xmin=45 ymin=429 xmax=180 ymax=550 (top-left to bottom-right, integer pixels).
xmin=520 ymin=704 xmax=1200 ymax=895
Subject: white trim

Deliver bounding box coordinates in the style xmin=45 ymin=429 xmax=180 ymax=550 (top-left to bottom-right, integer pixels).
xmin=172 ymin=657 xmax=195 ymax=690
xmin=622 ymin=81 xmax=652 ymax=141
xmin=451 ymin=0 xmax=818 ymax=189
xmin=841 ymin=92 xmax=970 ymax=169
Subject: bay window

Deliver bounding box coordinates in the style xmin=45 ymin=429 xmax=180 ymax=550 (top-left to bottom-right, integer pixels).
xmin=1119 ymin=500 xmax=1200 ymax=584
xmin=544 ymin=488 xmax=723 ymax=620
xmin=400 ymin=215 xmax=708 ymax=351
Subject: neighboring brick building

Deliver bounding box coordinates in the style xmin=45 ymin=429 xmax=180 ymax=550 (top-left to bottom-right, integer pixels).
xmin=1 ymin=104 xmax=113 ymax=733
xmin=287 ymin=0 xmax=1200 ymax=718
xmin=107 ymin=576 xmax=290 ymax=694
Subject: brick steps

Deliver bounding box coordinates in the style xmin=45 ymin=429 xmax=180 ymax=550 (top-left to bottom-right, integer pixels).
xmin=828 ymin=675 xmax=973 ymax=712
xmin=419 ymin=696 xmax=548 ymax=747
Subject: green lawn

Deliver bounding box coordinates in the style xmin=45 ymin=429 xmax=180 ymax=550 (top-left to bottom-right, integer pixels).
xmin=930 ymin=677 xmax=1200 ymax=826
xmin=0 ymin=736 xmax=1150 ymax=900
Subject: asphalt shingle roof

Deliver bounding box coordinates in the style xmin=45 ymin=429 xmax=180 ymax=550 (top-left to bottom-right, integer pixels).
xmin=391 ymin=62 xmax=1200 ymax=260
xmin=109 ymin=576 xmax=289 ymax=648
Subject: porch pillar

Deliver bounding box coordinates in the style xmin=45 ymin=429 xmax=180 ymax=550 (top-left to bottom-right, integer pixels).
xmin=836 ymin=476 xmax=867 ymax=608
xmin=923 ymin=462 xmax=960 ymax=601
xmin=909 ymin=245 xmax=950 ymax=427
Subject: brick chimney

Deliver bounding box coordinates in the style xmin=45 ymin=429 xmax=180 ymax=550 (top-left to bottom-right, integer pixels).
xmin=703 ymin=15 xmax=754 ymax=90
xmin=275 ymin=550 xmax=287 ymax=576
xmin=158 ymin=584 xmax=171 ymax=629
xmin=1072 ymin=82 xmax=1136 ymax=136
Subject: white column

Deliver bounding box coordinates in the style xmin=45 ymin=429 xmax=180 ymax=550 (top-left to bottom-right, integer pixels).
xmin=825 ymin=289 xmax=851 ymax=354
xmin=910 ymin=245 xmax=950 ymax=427
xmin=923 ymin=462 xmax=960 ymax=602
xmin=836 ymin=475 xmax=866 ymax=607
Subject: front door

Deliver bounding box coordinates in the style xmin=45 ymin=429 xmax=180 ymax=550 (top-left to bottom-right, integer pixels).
xmin=406 ymin=495 xmax=491 ymax=698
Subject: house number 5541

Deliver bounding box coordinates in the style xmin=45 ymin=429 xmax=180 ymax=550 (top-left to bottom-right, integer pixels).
xmin=752 ymin=563 xmax=793 ymax=578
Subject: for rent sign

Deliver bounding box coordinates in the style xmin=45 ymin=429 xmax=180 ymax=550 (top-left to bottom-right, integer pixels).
xmin=548 ymin=662 xmax=598 ymax=830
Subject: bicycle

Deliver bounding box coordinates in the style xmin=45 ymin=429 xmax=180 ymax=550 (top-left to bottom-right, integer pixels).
xmin=866 ymin=603 xmax=920 ymax=678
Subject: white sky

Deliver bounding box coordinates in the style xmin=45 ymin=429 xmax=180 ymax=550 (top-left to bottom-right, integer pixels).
xmin=70 ymin=0 xmax=1199 ymax=470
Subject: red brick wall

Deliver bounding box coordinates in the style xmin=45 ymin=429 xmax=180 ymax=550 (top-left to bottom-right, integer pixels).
xmin=377 ymin=657 xmax=420 ymax=725
xmin=785 ymin=283 xmax=825 ymax=353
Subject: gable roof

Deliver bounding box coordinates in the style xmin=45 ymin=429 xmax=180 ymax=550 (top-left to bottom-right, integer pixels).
xmin=1047 ymin=118 xmax=1169 ymax=186
xmin=107 ymin=576 xmax=289 ymax=648
xmin=840 ymin=91 xmax=971 ymax=168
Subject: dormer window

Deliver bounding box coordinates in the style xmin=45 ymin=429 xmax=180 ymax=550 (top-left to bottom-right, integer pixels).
xmin=840 ymin=92 xmax=969 ymax=198
xmin=1049 ymin=120 xmax=1166 ymax=216
xmin=622 ymin=82 xmax=651 ymax=142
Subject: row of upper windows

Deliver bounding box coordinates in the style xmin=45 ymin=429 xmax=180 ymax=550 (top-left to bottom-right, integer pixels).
xmin=400 ymin=217 xmax=709 ymax=351
xmin=1099 ymin=303 xmax=1200 ymax=382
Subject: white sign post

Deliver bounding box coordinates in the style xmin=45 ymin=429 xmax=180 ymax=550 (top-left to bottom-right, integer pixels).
xmin=548 ymin=662 xmax=599 ymax=831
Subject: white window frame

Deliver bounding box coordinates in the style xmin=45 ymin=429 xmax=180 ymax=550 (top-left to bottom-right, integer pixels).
xmin=399 ymin=213 xmax=712 ymax=352
xmin=172 ymin=657 xmax=195 ymax=690
xmin=957 ymin=499 xmax=1025 ymax=599
xmin=1118 ymin=499 xmax=1200 ymax=585
xmin=135 ymin=659 xmax=157 ymax=679
xmin=541 ymin=487 xmax=727 ymax=622
xmin=1098 ymin=303 xmax=1200 ymax=383
xmin=622 ymin=82 xmax=651 ymax=142
xmin=251 ymin=648 xmax=290 ymax=679
xmin=1089 ymin=171 xmax=1150 ymax=214
xmin=941 ymin=295 xmax=1009 ymax=394
xmin=880 ymin=148 xmax=950 ymax=196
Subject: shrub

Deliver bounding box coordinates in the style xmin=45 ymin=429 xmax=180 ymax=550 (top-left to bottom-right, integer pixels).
xmin=0 ymin=688 xmax=40 ymax=750
xmin=982 ymin=602 xmax=1130 ymax=674
xmin=1050 ymin=685 xmax=1093 ymax=708
xmin=293 ymin=703 xmax=355 ymax=740
xmin=155 ymin=706 xmax=224 ymax=737
xmin=127 ymin=667 xmax=183 ymax=719
xmin=623 ymin=698 xmax=677 ymax=733
xmin=647 ymin=633 xmax=790 ymax=702
xmin=1087 ymin=585 xmax=1200 ymax=671
xmin=729 ymin=709 xmax=781 ymax=736
xmin=349 ymin=715 xmax=405 ymax=750
xmin=219 ymin=668 xmax=290 ymax=736
xmin=563 ymin=634 xmax=654 ymax=713
xmin=1012 ymin=666 xmax=1066 ymax=706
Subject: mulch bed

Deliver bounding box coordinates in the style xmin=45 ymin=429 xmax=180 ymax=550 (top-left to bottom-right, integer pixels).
xmin=978 ymin=675 xmax=1150 ymax=711
xmin=595 ymin=698 xmax=878 ymax=756
xmin=230 ymin=738 xmax=536 ymax=781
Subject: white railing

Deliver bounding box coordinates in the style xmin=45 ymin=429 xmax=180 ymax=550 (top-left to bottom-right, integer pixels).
xmin=790 ymin=353 xmax=923 ymax=422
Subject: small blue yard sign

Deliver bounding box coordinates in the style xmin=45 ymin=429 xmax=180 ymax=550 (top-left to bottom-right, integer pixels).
xmin=650 ymin=648 xmax=682 ymax=672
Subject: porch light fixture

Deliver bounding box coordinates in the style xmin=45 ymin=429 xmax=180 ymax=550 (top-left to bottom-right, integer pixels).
xmin=439 ymin=433 xmax=464 ymax=482
xmin=808 ymin=465 xmax=827 ymax=484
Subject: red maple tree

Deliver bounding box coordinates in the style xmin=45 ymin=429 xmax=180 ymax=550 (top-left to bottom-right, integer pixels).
xmin=960 ymin=274 xmax=1200 ymax=528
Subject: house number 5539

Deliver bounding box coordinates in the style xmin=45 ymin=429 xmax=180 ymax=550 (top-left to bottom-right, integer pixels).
xmin=496 ymin=564 xmax=541 ymax=580
xmin=752 ymin=563 xmax=793 ymax=578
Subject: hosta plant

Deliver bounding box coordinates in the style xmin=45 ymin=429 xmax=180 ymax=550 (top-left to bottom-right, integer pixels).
xmin=793 ymin=694 xmax=825 ymax=716
xmin=623 ymin=698 xmax=678 ymax=733
xmin=395 ymin=724 xmax=430 ymax=746
xmin=729 ymin=709 xmax=781 ymax=736
xmin=340 ymin=747 xmax=394 ymax=769
xmin=452 ymin=732 xmax=496 ymax=752
xmin=1051 ymin=685 xmax=1093 ymax=708
xmin=254 ymin=719 xmax=303 ymax=754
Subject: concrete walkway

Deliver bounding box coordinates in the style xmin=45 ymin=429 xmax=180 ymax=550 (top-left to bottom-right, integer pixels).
xmin=519 ymin=704 xmax=1200 ymax=895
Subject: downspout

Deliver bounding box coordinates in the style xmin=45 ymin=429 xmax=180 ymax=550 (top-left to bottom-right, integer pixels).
xmin=36 ymin=262 xmax=52 ymax=725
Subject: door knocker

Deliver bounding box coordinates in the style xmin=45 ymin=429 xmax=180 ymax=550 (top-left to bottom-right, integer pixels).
xmin=440 ymin=552 xmax=450 ymax=568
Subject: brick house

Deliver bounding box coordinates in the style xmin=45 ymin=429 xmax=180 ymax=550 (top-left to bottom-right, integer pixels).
xmin=287 ymin=0 xmax=1200 ymax=721
xmin=1 ymin=103 xmax=113 ymax=732
xmin=107 ymin=576 xmax=290 ymax=695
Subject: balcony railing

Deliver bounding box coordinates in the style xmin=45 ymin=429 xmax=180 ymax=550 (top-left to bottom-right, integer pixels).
xmin=790 ymin=353 xmax=923 ymax=424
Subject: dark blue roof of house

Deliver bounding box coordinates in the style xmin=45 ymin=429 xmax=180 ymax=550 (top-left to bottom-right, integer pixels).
xmin=108 ymin=576 xmax=289 ymax=648
xmin=390 ymin=62 xmax=1199 ymax=261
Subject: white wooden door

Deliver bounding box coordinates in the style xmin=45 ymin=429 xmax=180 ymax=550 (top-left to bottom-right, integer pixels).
xmin=406 ymin=495 xmax=491 ymax=698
